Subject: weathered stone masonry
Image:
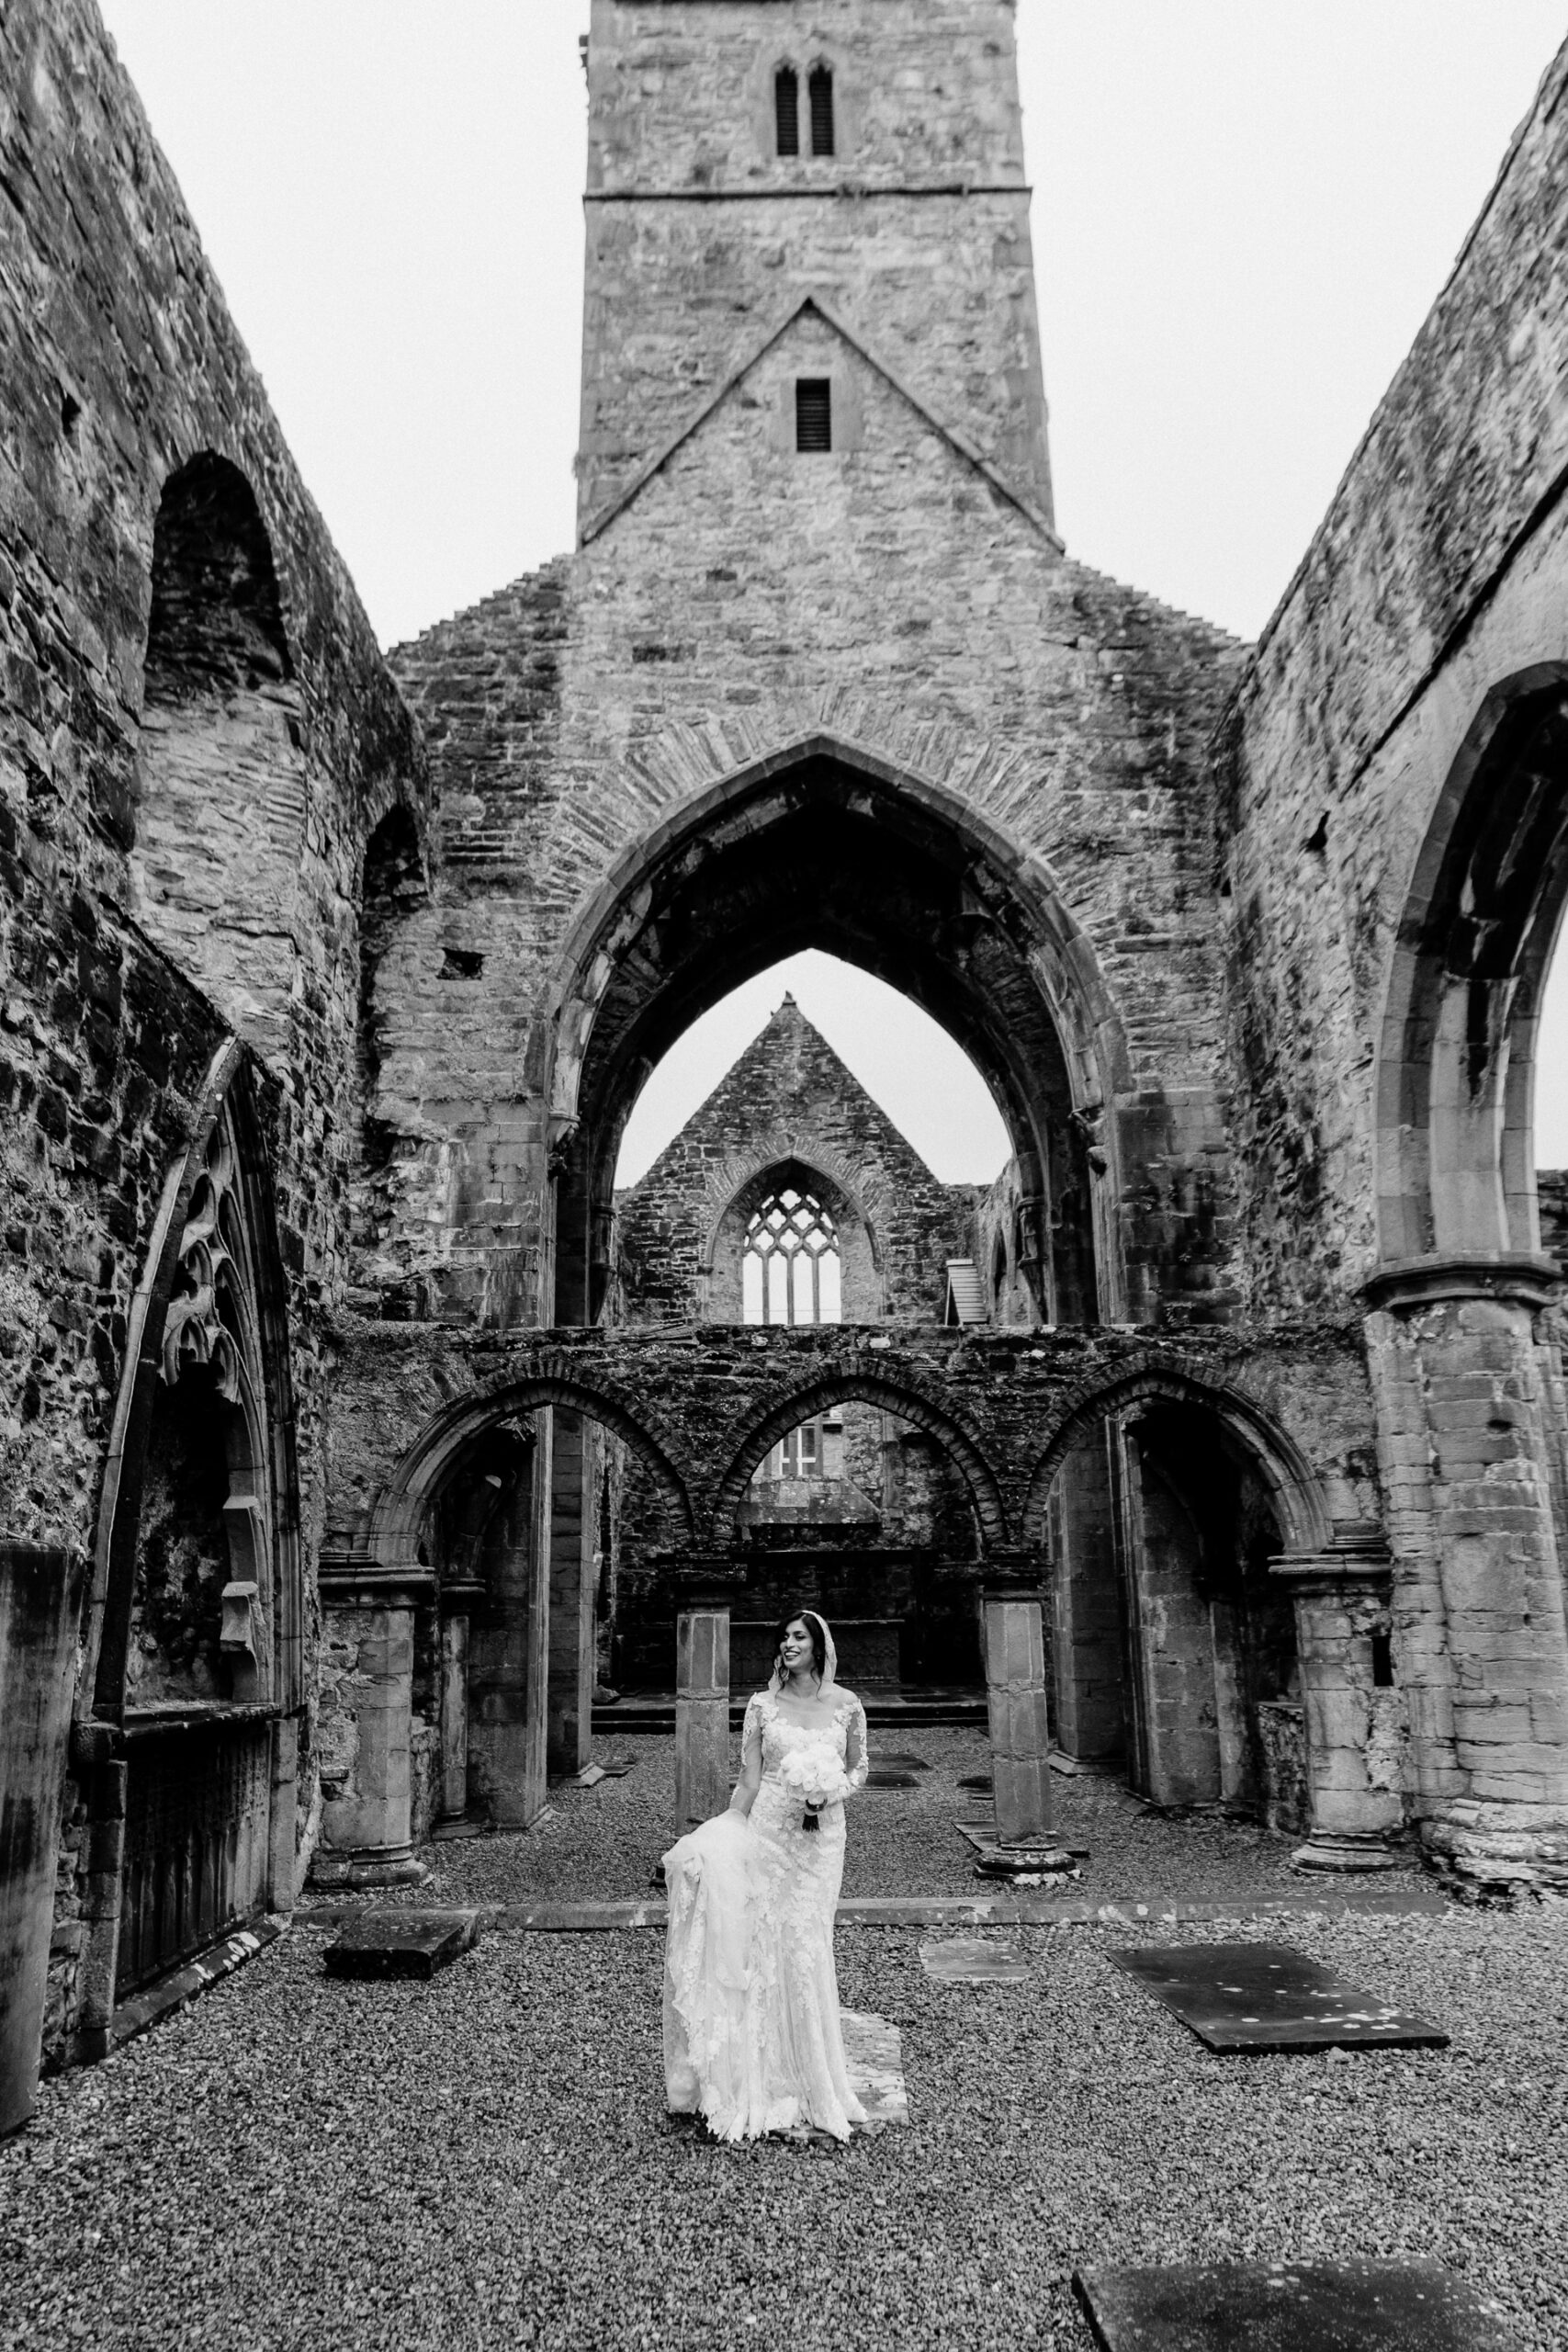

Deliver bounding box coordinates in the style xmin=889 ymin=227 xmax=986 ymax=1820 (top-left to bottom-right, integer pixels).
xmin=7 ymin=0 xmax=1568 ymax=2116
xmin=0 ymin=0 xmax=424 ymax=2110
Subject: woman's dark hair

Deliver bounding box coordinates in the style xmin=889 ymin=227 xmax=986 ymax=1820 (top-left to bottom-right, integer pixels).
xmin=772 ymin=1606 xmax=827 ymax=1680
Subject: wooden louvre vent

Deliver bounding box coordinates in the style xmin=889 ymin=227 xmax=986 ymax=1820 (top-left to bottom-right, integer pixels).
xmin=775 ymin=67 xmax=800 ymax=156
xmin=795 ymin=378 xmax=832 ymax=452
xmin=808 ymin=65 xmax=835 ymax=156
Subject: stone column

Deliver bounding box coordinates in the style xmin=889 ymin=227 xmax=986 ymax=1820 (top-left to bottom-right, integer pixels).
xmin=265 ymin=1713 xmax=300 ymax=1911
xmin=1048 ymin=1429 xmax=1128 ymax=1767
xmin=312 ymin=1563 xmax=433 ymax=1889
xmin=979 ymin=1567 xmax=1074 ymax=1875
xmin=546 ymin=1408 xmax=593 ymax=1777
xmin=1271 ymin=1535 xmax=1404 ymax=1871
xmin=437 ymin=1603 xmax=475 ymax=1826
xmin=673 ymin=1563 xmax=743 ymax=1836
xmin=0 ymin=1544 xmax=84 ymax=2135
xmin=1364 ymin=1257 xmax=1568 ymax=1894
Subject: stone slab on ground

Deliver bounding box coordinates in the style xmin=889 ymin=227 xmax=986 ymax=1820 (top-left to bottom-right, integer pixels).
xmin=877 ymin=1751 xmax=931 ymax=1770
xmin=294 ymin=1888 xmax=1449 ymax=1936
xmin=840 ymin=2010 xmax=908 ymax=2129
xmin=919 ymin=1937 xmax=1032 ymax=1984
xmin=1109 ymin=1943 xmax=1450 ymax=2052
xmin=108 ymin=1918 xmax=285 ymax=2052
xmin=866 ymin=1768 xmax=922 ymax=1788
xmin=1072 ymin=2259 xmax=1517 ymax=2349
xmin=322 ymin=1909 xmax=484 ymax=1981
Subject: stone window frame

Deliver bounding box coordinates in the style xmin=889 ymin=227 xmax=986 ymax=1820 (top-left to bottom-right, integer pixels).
xmin=743 ymin=1182 xmax=844 ymax=1326
xmin=758 ymin=49 xmax=853 ymax=171
xmin=704 ymin=1152 xmax=882 ymax=1323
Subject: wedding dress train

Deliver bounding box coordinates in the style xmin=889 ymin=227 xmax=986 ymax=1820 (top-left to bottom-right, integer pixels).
xmin=662 ymin=1687 xmax=871 ymax=2142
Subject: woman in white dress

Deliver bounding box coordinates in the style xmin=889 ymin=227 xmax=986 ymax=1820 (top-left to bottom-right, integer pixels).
xmin=661 ymin=1606 xmax=871 ymax=2142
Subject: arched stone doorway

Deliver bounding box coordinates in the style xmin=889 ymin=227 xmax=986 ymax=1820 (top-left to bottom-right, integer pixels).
xmin=1028 ymin=1373 xmax=1333 ymax=1830
xmin=75 ymin=1044 xmax=302 ymax=2048
xmin=321 ymin=1374 xmax=693 ymax=1859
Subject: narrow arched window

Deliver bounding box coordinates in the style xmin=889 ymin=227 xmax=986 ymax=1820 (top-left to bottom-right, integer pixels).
xmin=775 ymin=66 xmax=800 ymax=156
xmin=808 ymin=64 xmax=835 ymax=157
xmin=742 ymin=1186 xmax=842 ymax=1325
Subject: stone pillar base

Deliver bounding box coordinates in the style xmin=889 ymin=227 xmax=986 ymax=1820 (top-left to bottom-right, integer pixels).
xmin=1290 ymin=1831 xmax=1402 ymax=1875
xmin=975 ymin=1845 xmax=1080 ymax=1883
xmin=1420 ymin=1804 xmax=1568 ymax=1898
xmin=308 ymin=1847 xmax=430 ymax=1892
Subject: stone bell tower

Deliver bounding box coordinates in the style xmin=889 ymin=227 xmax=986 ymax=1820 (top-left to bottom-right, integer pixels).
xmin=577 ymin=0 xmax=1055 ymax=539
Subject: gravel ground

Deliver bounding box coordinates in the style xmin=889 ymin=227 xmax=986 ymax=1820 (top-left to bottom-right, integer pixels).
xmin=384 ymin=1729 xmax=1428 ymax=1906
xmin=3 ymin=1904 xmax=1565 ymax=2350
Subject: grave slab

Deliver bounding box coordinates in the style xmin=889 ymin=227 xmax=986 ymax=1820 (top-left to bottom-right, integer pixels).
xmin=919 ymin=1937 xmax=1031 ymax=1984
xmin=323 ymin=1909 xmax=484 ymax=1982
xmin=866 ymin=1767 xmax=921 ymax=1788
xmin=841 ymin=2010 xmax=909 ymax=2128
xmin=1072 ymin=2259 xmax=1516 ymax=2349
xmin=1108 ymin=1943 xmax=1448 ymax=2052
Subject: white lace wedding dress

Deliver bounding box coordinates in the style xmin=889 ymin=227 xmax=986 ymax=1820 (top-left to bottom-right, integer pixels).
xmin=662 ymin=1687 xmax=871 ymax=2142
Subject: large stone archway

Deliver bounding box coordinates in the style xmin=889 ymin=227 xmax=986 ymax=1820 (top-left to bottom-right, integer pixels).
xmin=541 ymin=730 xmax=1133 ymax=1331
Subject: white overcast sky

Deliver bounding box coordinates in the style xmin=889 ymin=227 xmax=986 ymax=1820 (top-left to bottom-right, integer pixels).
xmin=96 ymin=1 xmax=1568 ymax=1183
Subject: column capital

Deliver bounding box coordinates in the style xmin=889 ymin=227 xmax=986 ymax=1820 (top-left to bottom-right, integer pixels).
xmin=1360 ymin=1251 xmax=1562 ymax=1315
xmin=317 ymin=1553 xmax=435 ymax=1610
xmin=671 ymin=1555 xmax=748 ymax=1609
xmin=1269 ymin=1543 xmax=1391 ymax=1599
xmin=976 ymin=1549 xmax=1047 ymax=1601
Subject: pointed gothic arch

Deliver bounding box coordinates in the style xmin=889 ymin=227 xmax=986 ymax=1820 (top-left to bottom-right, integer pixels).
xmin=1373 ymin=664 xmax=1568 ymax=1268
xmin=79 ymin=1039 xmax=302 ymax=2021
xmin=540 ymin=731 xmax=1133 ymax=1332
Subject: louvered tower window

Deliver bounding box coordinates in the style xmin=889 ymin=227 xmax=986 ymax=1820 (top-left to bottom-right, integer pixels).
xmin=795 ymin=379 xmax=832 ymax=453
xmin=775 ymin=66 xmax=800 ymax=156
xmin=742 ymin=1187 xmax=842 ymax=1325
xmin=808 ymin=64 xmax=835 ymax=156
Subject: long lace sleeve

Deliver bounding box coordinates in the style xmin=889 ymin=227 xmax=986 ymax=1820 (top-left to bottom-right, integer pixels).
xmin=741 ymin=1692 xmax=765 ymax=1773
xmin=842 ymin=1695 xmax=869 ymax=1795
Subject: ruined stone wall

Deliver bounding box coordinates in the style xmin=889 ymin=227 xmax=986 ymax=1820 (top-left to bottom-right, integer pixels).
xmin=615 ymin=993 xmax=976 ymax=1322
xmin=325 ymin=1317 xmax=1382 ymax=1566
xmin=1218 ymin=37 xmax=1568 ymax=1307
xmin=580 ymin=0 xmax=1051 ymax=528
xmin=391 ymin=336 xmax=1241 ymax=1329
xmin=0 ymin=0 xmax=426 ymax=2053
xmin=972 ymin=1156 xmax=1043 ymax=1326
xmin=1 ymin=0 xmax=425 ymax=1558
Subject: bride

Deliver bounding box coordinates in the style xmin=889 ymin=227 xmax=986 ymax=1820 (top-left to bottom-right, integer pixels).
xmin=661 ymin=1606 xmax=871 ymax=2142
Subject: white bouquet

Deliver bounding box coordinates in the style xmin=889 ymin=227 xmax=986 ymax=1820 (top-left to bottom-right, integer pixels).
xmin=778 ymin=1742 xmax=852 ymax=1833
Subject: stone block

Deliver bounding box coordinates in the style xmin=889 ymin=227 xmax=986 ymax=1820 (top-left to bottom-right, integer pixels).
xmin=322 ymin=1909 xmax=484 ymax=1981
xmin=1073 ymin=2259 xmax=1514 ymax=2349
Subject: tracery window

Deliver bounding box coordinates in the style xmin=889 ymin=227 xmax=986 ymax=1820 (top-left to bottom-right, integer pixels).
xmin=742 ymin=1186 xmax=842 ymax=1325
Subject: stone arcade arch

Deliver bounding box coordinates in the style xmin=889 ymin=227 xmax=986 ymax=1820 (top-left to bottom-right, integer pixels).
xmin=714 ymin=1371 xmax=1006 ymax=1553
xmin=74 ymin=1041 xmax=301 ymax=2052
xmin=713 ymin=1371 xmax=1002 ymax=1694
xmin=1025 ymin=1369 xmax=1330 ymax=1821
xmin=321 ymin=1374 xmax=694 ymax=1846
xmin=542 ymin=735 xmax=1134 ymax=1333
